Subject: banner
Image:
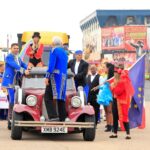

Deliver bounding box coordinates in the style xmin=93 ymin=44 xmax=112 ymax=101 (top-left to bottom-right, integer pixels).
xmin=83 ymin=29 xmax=101 ymax=61
xmin=101 ymin=26 xmax=147 ymax=51
xmin=113 ymin=53 xmax=136 ymax=68
xmin=101 ymin=27 xmax=124 ymax=50
xmin=147 ymin=27 xmax=150 ymax=49
xmin=125 ymin=26 xmax=147 ymax=51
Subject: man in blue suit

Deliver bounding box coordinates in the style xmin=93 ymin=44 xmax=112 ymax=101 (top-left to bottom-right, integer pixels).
xmin=2 ymin=43 xmax=29 ymax=129
xmin=45 ymin=37 xmax=68 ymax=121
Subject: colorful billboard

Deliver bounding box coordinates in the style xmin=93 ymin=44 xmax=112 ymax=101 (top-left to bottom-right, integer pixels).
xmin=101 ymin=27 xmax=124 ymax=50
xmin=124 ymin=26 xmax=147 ymax=51
xmin=113 ymin=53 xmax=136 ymax=68
xmin=147 ymin=27 xmax=150 ymax=49
xmin=101 ymin=26 xmax=147 ymax=51
xmin=83 ymin=29 xmax=101 ymax=61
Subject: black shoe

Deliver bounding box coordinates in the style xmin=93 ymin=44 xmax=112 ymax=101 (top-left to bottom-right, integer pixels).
xmin=105 ymin=125 xmax=112 ymax=132
xmin=109 ymin=135 xmax=118 ymax=138
xmin=105 ymin=128 xmax=112 ymax=132
xmin=125 ymin=136 xmax=131 ymax=140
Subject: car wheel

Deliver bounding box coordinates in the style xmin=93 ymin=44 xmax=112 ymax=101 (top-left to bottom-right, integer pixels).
xmin=11 ymin=111 xmax=23 ymax=140
xmin=83 ymin=115 xmax=96 ymax=141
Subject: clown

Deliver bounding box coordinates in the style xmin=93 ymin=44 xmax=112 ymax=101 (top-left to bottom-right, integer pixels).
xmin=109 ymin=67 xmax=134 ymax=140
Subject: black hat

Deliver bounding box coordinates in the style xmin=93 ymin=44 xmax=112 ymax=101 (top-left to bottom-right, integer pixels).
xmin=32 ymin=32 xmax=41 ymax=39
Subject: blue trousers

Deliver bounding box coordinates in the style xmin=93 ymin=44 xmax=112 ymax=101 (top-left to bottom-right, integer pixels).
xmin=7 ymin=88 xmax=15 ymax=105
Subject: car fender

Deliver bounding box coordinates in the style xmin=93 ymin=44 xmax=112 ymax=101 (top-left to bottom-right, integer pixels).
xmin=68 ymin=105 xmax=95 ymax=122
xmin=13 ymin=104 xmax=40 ymax=121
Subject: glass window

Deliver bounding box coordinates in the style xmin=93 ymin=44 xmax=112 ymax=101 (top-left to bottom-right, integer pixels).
xmin=42 ymin=47 xmax=51 ymax=66
xmin=105 ymin=16 xmax=118 ymax=27
xmin=23 ymin=77 xmax=46 ymax=89
xmin=145 ymin=16 xmax=150 ymax=25
xmin=66 ymin=78 xmax=76 ymax=90
xmin=126 ymin=16 xmax=136 ymax=25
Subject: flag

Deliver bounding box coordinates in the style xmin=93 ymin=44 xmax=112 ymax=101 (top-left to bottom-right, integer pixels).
xmin=19 ymin=39 xmax=32 ymax=60
xmin=129 ymin=54 xmax=146 ymax=128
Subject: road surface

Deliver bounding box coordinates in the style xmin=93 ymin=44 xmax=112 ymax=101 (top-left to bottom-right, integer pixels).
xmin=0 ymin=81 xmax=150 ymax=150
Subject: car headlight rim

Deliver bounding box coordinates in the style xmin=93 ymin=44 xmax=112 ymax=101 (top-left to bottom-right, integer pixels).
xmin=26 ymin=95 xmax=37 ymax=107
xmin=71 ymin=96 xmax=81 ymax=108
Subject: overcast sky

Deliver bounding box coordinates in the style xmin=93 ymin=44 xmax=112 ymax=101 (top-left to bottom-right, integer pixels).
xmin=0 ymin=0 xmax=149 ymax=49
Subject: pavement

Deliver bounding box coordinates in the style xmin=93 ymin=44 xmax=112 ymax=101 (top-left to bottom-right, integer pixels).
xmin=0 ymin=81 xmax=150 ymax=150
xmin=145 ymin=80 xmax=150 ymax=101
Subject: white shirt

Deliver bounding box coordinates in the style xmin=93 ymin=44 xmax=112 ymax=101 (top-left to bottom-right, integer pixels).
xmin=91 ymin=74 xmax=97 ymax=82
xmin=91 ymin=73 xmax=101 ymax=85
xmin=75 ymin=61 xmax=80 ymax=74
xmin=13 ymin=54 xmax=20 ymax=66
xmin=16 ymin=56 xmax=20 ymax=65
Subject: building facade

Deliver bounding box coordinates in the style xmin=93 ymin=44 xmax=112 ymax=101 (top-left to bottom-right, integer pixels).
xmin=80 ymin=10 xmax=150 ymax=62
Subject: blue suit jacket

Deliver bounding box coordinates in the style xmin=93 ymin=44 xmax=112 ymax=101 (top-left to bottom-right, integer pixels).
xmin=46 ymin=47 xmax=68 ymax=100
xmin=2 ymin=53 xmax=27 ymax=88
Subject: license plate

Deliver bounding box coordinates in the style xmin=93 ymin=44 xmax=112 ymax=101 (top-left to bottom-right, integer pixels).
xmin=41 ymin=127 xmax=68 ymax=133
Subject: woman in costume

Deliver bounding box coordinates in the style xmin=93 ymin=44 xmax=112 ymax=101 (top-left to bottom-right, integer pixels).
xmin=26 ymin=32 xmax=44 ymax=67
xmin=97 ymin=62 xmax=114 ymax=132
xmin=109 ymin=67 xmax=134 ymax=139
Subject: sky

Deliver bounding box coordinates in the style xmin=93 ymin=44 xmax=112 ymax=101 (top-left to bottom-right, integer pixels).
xmin=0 ymin=0 xmax=149 ymax=49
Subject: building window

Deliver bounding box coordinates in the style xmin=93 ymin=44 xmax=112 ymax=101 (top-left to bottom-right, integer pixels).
xmin=126 ymin=16 xmax=136 ymax=25
xmin=105 ymin=16 xmax=118 ymax=27
xmin=145 ymin=16 xmax=150 ymax=25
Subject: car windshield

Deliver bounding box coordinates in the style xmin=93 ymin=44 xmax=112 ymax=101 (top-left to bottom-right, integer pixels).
xmin=22 ymin=76 xmax=75 ymax=90
xmin=42 ymin=47 xmax=51 ymax=66
xmin=23 ymin=76 xmax=46 ymax=89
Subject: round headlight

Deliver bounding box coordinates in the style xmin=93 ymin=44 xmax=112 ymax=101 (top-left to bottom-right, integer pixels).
xmin=26 ymin=95 xmax=37 ymax=106
xmin=71 ymin=96 xmax=81 ymax=108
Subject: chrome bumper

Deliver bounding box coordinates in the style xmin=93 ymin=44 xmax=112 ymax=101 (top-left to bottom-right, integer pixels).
xmin=15 ymin=121 xmax=94 ymax=128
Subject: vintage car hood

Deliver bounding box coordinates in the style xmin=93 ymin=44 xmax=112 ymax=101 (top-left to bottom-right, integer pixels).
xmin=24 ymin=89 xmax=76 ymax=98
xmin=24 ymin=89 xmax=45 ymax=96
